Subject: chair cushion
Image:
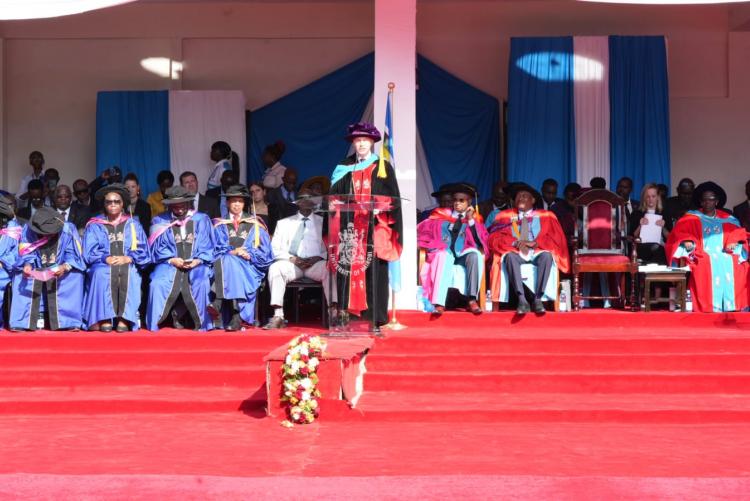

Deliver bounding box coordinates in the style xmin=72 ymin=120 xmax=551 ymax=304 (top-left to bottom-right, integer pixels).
xmin=577 ymin=254 xmax=629 ymax=265
xmin=587 ymin=201 xmax=613 ymax=250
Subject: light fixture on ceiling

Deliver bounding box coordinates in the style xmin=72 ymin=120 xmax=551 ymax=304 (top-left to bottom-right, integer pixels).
xmin=0 ymin=0 xmax=138 ymax=21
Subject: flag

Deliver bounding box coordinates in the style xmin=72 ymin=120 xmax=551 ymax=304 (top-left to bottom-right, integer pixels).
xmin=377 ymin=91 xmax=394 ymax=179
xmin=380 ymin=89 xmax=402 ymax=293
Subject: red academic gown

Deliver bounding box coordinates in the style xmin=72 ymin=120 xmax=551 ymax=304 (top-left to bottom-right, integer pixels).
xmin=665 ymin=209 xmax=748 ymax=313
xmin=487 ymin=209 xmax=570 ymax=302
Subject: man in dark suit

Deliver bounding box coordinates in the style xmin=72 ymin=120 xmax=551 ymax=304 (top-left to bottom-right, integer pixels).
xmin=732 ymin=179 xmax=750 ymax=232
xmin=418 ymin=183 xmax=455 ymax=223
xmin=204 ymin=170 xmax=236 ymax=219
xmin=16 ymin=179 xmax=47 ymax=225
xmin=615 ymin=176 xmax=639 ymax=224
xmin=266 ymin=168 xmax=298 ymax=232
xmin=663 ymin=177 xmax=696 ymax=230
xmin=538 ymin=178 xmax=565 ymax=211
xmin=478 ymin=180 xmax=510 ymax=223
xmin=52 ymin=185 xmax=91 ymax=232
xmin=180 ymin=171 xmax=220 ymax=219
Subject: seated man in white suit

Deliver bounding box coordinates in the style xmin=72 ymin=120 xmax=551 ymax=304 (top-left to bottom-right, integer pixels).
xmin=263 ymin=189 xmax=336 ymax=329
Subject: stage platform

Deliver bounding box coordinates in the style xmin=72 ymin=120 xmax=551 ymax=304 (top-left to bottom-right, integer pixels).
xmin=2 ymin=311 xmax=750 ymax=499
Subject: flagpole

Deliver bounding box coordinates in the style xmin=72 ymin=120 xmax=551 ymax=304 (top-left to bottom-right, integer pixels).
xmin=383 ymin=82 xmax=407 ymax=331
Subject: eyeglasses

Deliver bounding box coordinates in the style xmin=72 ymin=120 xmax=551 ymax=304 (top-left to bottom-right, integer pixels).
xmin=104 ymin=199 xmax=122 ymax=205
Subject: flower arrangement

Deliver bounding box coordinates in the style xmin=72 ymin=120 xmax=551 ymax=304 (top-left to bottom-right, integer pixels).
xmin=280 ymin=334 xmax=326 ymax=425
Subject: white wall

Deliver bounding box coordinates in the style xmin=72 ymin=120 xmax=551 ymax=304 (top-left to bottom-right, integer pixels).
xmin=0 ymin=1 xmax=375 ymax=191
xmin=1 ymin=0 xmax=749 ymax=207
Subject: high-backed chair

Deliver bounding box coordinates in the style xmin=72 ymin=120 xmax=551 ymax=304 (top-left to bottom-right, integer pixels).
xmin=572 ymin=189 xmax=638 ymax=311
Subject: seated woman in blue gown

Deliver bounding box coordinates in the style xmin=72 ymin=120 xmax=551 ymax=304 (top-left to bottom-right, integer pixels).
xmin=210 ymin=184 xmax=274 ymax=330
xmin=9 ymin=207 xmax=85 ymax=331
xmin=0 ymin=195 xmax=22 ymax=328
xmin=146 ymin=186 xmax=215 ymax=331
xmin=82 ymin=184 xmax=150 ymax=332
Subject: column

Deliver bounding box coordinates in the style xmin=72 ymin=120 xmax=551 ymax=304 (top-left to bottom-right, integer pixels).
xmin=374 ymin=0 xmax=417 ymax=310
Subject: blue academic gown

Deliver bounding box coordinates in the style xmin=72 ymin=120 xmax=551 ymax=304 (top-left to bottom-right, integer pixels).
xmin=212 ymin=215 xmax=274 ymax=325
xmin=9 ymin=222 xmax=86 ymax=330
xmin=82 ymin=216 xmax=151 ymax=330
xmin=146 ymin=212 xmax=214 ymax=331
xmin=0 ymin=220 xmax=22 ymax=328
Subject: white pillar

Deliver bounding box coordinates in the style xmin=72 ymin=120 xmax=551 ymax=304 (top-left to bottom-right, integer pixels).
xmin=375 ymin=0 xmax=417 ymax=310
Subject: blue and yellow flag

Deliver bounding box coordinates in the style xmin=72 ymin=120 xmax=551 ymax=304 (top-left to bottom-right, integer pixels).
xmin=377 ymin=90 xmax=394 ymax=179
xmin=380 ymin=89 xmax=401 ymax=293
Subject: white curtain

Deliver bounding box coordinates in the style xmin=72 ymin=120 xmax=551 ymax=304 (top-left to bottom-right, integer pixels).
xmin=169 ymin=90 xmax=247 ymax=190
xmin=574 ymin=36 xmax=610 ymax=187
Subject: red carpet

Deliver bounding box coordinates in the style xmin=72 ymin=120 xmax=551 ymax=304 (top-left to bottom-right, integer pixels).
xmin=2 ymin=311 xmax=750 ymax=498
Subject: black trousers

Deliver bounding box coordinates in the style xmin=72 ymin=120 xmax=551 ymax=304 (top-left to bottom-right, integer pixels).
xmin=504 ymin=252 xmax=553 ymax=301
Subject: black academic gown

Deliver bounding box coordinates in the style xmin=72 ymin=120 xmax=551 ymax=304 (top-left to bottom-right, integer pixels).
xmin=329 ymin=155 xmax=403 ymax=326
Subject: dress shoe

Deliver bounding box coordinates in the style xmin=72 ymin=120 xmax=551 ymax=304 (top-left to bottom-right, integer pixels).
xmin=100 ymin=322 xmax=113 ymax=333
xmin=467 ymin=300 xmax=482 ymax=315
xmin=533 ymin=298 xmax=546 ymax=314
xmin=115 ymin=321 xmax=130 ymax=333
xmin=263 ymin=316 xmax=285 ymax=330
xmin=516 ymin=299 xmax=530 ymax=315
xmin=432 ymin=305 xmax=445 ymax=316
xmin=206 ymin=302 xmax=221 ymax=320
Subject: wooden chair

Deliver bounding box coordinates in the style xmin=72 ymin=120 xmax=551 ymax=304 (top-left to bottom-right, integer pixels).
xmin=572 ymin=189 xmax=638 ymax=311
xmin=418 ymin=248 xmax=486 ymax=311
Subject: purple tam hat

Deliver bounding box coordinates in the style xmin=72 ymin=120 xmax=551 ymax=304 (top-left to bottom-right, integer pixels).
xmin=345 ymin=122 xmax=381 ymax=143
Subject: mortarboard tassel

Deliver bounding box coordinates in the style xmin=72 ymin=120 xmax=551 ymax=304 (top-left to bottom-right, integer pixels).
xmin=252 ymin=200 xmax=260 ymax=248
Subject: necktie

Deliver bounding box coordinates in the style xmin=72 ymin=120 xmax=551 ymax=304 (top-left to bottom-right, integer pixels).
xmin=520 ymin=214 xmax=529 ymax=242
xmin=450 ymin=215 xmax=463 ymax=255
xmin=60 ymin=210 xmax=67 ymax=221
xmin=289 ymin=217 xmax=309 ymax=257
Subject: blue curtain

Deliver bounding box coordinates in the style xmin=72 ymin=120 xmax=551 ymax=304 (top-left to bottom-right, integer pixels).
xmin=248 ymin=53 xmax=374 ymax=183
xmin=417 ymin=55 xmax=500 ymax=201
xmin=507 ymin=37 xmax=576 ymax=192
xmin=96 ymin=90 xmax=170 ymax=197
xmin=609 ymin=36 xmax=671 ymax=194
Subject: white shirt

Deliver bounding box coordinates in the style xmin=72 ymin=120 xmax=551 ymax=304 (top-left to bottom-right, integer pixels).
xmin=207 ymin=160 xmax=231 ymax=191
xmin=450 ymin=210 xmax=475 ymax=227
xmin=271 ymin=212 xmax=326 ymax=260
xmin=262 ymin=162 xmax=287 ymax=189
xmin=192 ymin=192 xmax=202 ymax=212
xmin=58 ymin=208 xmax=69 ymax=222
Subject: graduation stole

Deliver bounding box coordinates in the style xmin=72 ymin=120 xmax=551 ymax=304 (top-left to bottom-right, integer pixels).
xmin=328 ymin=163 xmax=377 ymax=315
xmin=87 ymin=214 xmax=138 ymax=251
xmin=0 ymin=226 xmax=22 ymax=241
xmin=148 ymin=211 xmax=196 ymax=246
xmin=212 ymin=214 xmax=267 ymax=248
xmin=510 ymin=211 xmax=536 ymax=241
xmin=19 ymin=235 xmax=53 ymax=257
xmin=330 ymin=153 xmax=378 ymax=186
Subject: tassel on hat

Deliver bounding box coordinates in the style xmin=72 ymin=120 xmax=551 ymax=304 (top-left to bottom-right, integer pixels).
xmin=252 ymin=200 xmax=260 ymax=248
